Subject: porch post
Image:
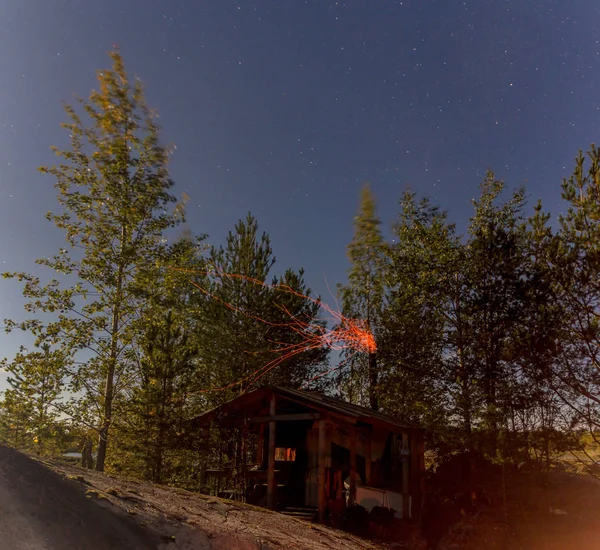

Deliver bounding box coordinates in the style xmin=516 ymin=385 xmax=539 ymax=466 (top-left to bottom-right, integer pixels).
xmin=257 ymin=423 xmax=265 ymax=467
xmin=317 ymin=419 xmax=327 ymax=523
xmin=200 ymin=426 xmax=210 ymax=488
xmin=410 ymin=431 xmax=425 ymax=520
xmin=349 ymin=424 xmax=357 ymax=506
xmin=267 ymin=393 xmax=277 ymax=510
xmin=402 ymin=432 xmax=410 ymax=519
xmin=365 ymin=428 xmax=372 ymax=485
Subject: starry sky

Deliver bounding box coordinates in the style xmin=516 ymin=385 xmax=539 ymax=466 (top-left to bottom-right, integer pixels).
xmin=0 ymin=0 xmax=599 ymax=370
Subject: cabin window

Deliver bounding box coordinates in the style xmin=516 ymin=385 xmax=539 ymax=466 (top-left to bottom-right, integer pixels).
xmin=275 ymin=447 xmax=296 ymax=461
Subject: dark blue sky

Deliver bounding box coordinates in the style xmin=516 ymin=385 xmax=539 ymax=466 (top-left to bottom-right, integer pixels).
xmin=1 ymin=0 xmax=599 ymax=366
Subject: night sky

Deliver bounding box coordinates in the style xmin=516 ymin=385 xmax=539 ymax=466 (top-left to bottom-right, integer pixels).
xmin=1 ymin=0 xmax=599 ymax=369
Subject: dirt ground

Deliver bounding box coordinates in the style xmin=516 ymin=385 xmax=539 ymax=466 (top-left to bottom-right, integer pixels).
xmin=0 ymin=445 xmax=382 ymax=550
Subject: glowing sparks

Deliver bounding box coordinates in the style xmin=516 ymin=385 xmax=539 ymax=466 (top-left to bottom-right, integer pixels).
xmin=175 ymin=264 xmax=376 ymax=392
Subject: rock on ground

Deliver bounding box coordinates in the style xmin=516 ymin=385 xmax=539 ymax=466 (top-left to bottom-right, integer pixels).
xmin=0 ymin=444 xmax=157 ymax=549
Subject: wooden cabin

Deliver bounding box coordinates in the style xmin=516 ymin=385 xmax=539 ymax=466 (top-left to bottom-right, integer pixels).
xmin=190 ymin=386 xmax=425 ymax=523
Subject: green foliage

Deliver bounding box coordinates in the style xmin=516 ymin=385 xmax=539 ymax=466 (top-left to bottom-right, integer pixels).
xmin=465 ymin=174 xmax=529 ymax=455
xmin=3 ymin=51 xmax=184 ymax=471
xmin=0 ymin=345 xmax=67 ymax=454
xmin=0 ymin=387 xmax=35 ymax=449
xmin=554 ymin=147 xmax=600 ymax=434
xmin=338 ymin=183 xmax=388 ymax=408
xmin=115 ymin=237 xmax=206 ymax=482
xmin=380 ymin=191 xmax=458 ymax=436
xmin=369 ymin=172 xmax=577 ymax=462
xmin=4 ymin=47 xmax=599 ymax=490
xmin=264 ymin=267 xmax=329 ymax=389
xmin=199 ymin=214 xmax=328 ymax=405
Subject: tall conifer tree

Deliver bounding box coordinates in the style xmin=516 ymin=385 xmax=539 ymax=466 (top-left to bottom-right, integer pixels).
xmin=338 ymin=184 xmax=388 ymax=409
xmin=3 ymin=52 xmax=184 ymax=471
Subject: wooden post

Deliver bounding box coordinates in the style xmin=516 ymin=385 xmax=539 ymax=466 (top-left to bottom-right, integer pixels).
xmin=410 ymin=431 xmax=425 ymax=520
xmin=318 ymin=419 xmax=327 ymax=523
xmin=240 ymin=418 xmax=249 ymax=493
xmin=402 ymin=432 xmax=410 ymax=519
xmin=365 ymin=429 xmax=372 ymax=485
xmin=267 ymin=393 xmax=277 ymax=510
xmin=257 ymin=423 xmax=265 ymax=467
xmin=349 ymin=424 xmax=357 ymax=506
xmin=200 ymin=426 xmax=210 ymax=489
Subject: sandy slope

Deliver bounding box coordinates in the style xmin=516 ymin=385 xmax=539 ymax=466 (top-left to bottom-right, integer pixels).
xmin=0 ymin=445 xmax=381 ymax=550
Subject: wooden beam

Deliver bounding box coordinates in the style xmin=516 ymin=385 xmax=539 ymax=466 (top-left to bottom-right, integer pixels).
xmin=267 ymin=393 xmax=277 ymax=510
xmin=356 ymin=417 xmax=421 ymax=435
xmin=365 ymin=429 xmax=372 ymax=485
xmin=349 ymin=424 xmax=357 ymax=506
xmin=410 ymin=431 xmax=425 ymax=520
xmin=317 ymin=419 xmax=327 ymax=523
xmin=265 ymin=392 xmax=356 ymax=426
xmin=257 ymin=423 xmax=265 ymax=467
xmin=248 ymin=412 xmax=320 ymax=423
xmin=402 ymin=432 xmax=410 ymax=519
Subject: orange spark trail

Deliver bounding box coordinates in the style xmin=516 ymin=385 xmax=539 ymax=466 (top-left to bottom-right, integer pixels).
xmin=174 ymin=264 xmax=376 ymax=392
xmin=300 ymin=352 xmax=358 ymax=390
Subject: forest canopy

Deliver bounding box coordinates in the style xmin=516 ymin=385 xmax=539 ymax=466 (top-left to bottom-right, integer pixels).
xmin=1 ymin=52 xmax=598 ymax=486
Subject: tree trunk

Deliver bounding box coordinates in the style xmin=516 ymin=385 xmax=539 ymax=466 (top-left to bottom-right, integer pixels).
xmin=82 ymin=438 xmax=94 ymax=469
xmin=368 ymin=352 xmax=379 ymax=411
xmin=37 ymin=395 xmax=45 ymax=456
xmin=154 ymin=360 xmax=170 ymax=484
xmin=96 ymin=331 xmax=118 ymax=471
xmin=457 ymin=342 xmax=472 ymax=446
xmin=96 ymin=238 xmax=126 ymax=472
xmin=453 ymin=298 xmax=473 ymax=446
xmin=484 ymin=357 xmax=498 ymax=457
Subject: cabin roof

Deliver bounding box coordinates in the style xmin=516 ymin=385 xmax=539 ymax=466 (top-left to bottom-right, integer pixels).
xmin=190 ymin=385 xmax=422 ymax=432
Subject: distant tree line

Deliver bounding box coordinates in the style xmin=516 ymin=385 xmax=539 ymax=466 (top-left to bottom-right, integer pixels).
xmin=339 ymin=164 xmax=600 ymax=472
xmin=0 ymin=52 xmax=597 ymax=486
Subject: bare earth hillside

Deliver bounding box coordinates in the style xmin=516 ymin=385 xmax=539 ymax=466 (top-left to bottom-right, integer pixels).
xmin=0 ymin=445 xmax=382 ymax=550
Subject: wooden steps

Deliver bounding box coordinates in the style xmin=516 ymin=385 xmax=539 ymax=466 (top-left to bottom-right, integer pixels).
xmin=280 ymin=507 xmax=317 ymax=520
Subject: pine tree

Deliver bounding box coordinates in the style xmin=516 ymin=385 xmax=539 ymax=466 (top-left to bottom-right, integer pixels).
xmin=114 ymin=237 xmax=206 ymax=482
xmin=0 ymin=345 xmax=66 ymax=454
xmin=555 ymin=146 xmax=600 ymax=445
xmin=193 ymin=214 xmax=327 ymax=492
xmin=504 ymin=202 xmax=565 ymax=464
xmin=382 ymin=182 xmax=555 ymax=457
xmin=338 ymin=184 xmax=388 ymax=409
xmin=0 ymin=389 xmax=34 ymax=448
xmin=200 ymin=214 xmax=275 ymax=402
xmin=263 ymin=267 xmax=328 ymax=389
xmin=382 ymin=192 xmax=459 ymax=441
xmin=3 ymin=51 xmax=184 ymax=471
xmin=466 ymin=173 xmax=528 ymax=456
xmin=199 ymin=214 xmax=327 ymax=400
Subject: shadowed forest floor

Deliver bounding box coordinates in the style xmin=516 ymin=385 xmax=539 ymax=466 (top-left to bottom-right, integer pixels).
xmin=424 ymin=463 xmax=600 ymax=550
